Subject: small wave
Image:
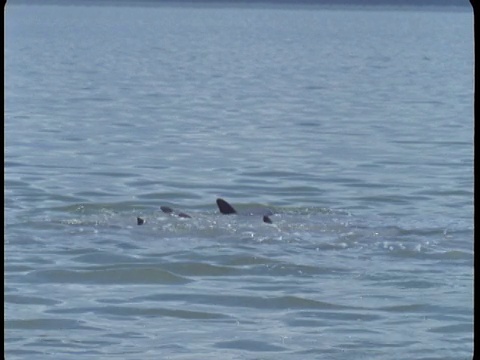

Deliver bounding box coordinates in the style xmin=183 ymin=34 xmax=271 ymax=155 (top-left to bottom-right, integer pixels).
xmin=26 ymin=267 xmax=192 ymax=285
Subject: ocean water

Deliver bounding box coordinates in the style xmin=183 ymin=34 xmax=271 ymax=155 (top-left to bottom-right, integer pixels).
xmin=4 ymin=2 xmax=473 ymax=359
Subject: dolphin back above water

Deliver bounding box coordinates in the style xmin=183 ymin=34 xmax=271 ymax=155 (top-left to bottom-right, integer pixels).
xmin=137 ymin=198 xmax=273 ymax=225
xmin=160 ymin=206 xmax=192 ymax=219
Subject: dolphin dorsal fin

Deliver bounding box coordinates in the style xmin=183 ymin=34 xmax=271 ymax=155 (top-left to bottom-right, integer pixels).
xmin=216 ymin=198 xmax=237 ymax=214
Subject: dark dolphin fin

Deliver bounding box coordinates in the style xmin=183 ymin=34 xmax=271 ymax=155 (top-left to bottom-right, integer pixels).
xmin=216 ymin=198 xmax=237 ymax=215
xmin=263 ymin=215 xmax=272 ymax=224
xmin=137 ymin=217 xmax=145 ymax=225
xmin=160 ymin=206 xmax=174 ymax=214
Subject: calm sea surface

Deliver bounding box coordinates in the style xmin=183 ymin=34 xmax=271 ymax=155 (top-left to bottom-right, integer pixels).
xmin=4 ymin=2 xmax=473 ymax=359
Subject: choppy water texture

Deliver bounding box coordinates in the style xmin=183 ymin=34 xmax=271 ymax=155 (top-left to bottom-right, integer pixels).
xmin=4 ymin=2 xmax=473 ymax=359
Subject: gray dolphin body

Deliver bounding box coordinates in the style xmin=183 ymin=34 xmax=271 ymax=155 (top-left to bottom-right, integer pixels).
xmin=137 ymin=198 xmax=273 ymax=225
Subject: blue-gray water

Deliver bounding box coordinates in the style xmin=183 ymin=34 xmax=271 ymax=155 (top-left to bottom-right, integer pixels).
xmin=4 ymin=3 xmax=473 ymax=359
